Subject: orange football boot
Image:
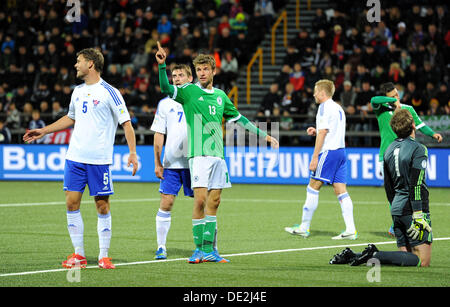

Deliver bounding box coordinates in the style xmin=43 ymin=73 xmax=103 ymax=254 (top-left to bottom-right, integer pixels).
xmin=98 ymin=257 xmax=116 ymax=269
xmin=62 ymin=253 xmax=87 ymax=269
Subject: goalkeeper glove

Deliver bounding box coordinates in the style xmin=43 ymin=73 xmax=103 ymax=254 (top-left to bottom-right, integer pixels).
xmin=407 ymin=211 xmax=431 ymax=241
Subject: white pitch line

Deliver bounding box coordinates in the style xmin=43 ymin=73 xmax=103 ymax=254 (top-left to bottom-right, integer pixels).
xmin=0 ymin=198 xmax=449 ymax=208
xmin=1 ymin=238 xmax=449 ymax=278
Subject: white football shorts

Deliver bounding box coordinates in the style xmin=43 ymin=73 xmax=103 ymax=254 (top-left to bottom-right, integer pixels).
xmin=188 ymin=156 xmax=232 ymax=190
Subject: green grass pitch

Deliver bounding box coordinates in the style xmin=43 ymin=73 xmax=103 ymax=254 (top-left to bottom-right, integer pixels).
xmin=0 ymin=181 xmax=449 ymax=287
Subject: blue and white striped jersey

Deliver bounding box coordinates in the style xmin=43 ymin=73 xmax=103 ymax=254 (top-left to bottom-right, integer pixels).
xmin=65 ymin=79 xmax=130 ymax=164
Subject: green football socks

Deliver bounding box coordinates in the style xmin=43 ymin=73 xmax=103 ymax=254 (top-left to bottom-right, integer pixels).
xmin=202 ymin=215 xmax=217 ymax=253
xmin=192 ymin=218 xmax=205 ymax=249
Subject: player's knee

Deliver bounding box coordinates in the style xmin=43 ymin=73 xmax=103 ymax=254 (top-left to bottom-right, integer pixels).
xmin=66 ymin=198 xmax=81 ymax=211
xmin=160 ymin=196 xmax=174 ymax=211
xmin=95 ymin=196 xmax=110 ymax=214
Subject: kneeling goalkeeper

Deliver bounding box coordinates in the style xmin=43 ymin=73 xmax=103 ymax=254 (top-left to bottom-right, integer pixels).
xmin=346 ymin=109 xmax=432 ymax=267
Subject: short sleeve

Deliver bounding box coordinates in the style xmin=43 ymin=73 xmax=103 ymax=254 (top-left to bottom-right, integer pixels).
xmin=150 ymin=102 xmax=167 ymax=134
xmin=171 ymin=83 xmax=193 ymax=105
xmin=67 ymin=92 xmax=76 ymax=120
xmin=403 ymin=105 xmax=424 ymax=129
xmin=316 ymin=103 xmax=331 ymax=130
xmin=107 ymin=87 xmax=131 ymax=125
xmin=223 ymin=94 xmax=240 ymax=122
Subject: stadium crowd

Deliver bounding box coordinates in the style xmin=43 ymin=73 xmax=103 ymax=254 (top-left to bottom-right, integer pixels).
xmin=0 ymin=0 xmax=449 ymax=146
xmin=0 ymin=0 xmax=288 ymax=143
xmin=257 ymin=0 xmax=449 ymax=146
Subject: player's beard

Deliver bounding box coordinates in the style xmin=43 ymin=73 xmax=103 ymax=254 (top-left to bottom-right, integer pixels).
xmin=76 ymin=69 xmax=88 ymax=81
xmin=199 ymin=77 xmax=213 ymax=89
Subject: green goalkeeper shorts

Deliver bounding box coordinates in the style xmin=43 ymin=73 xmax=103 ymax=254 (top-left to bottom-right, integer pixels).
xmin=392 ymin=213 xmax=432 ymax=248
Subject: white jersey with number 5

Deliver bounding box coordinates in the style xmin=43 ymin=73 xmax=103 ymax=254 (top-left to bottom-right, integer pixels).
xmin=316 ymin=98 xmax=346 ymax=153
xmin=65 ymin=79 xmax=131 ymax=165
xmin=150 ymin=97 xmax=189 ymax=169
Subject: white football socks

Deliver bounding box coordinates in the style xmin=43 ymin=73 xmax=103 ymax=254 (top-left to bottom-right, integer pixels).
xmin=338 ymin=192 xmax=356 ymax=233
xmin=299 ymin=185 xmax=320 ymax=232
xmin=156 ymin=209 xmax=171 ymax=250
xmin=67 ymin=210 xmax=85 ymax=257
xmin=97 ymin=212 xmax=112 ymax=260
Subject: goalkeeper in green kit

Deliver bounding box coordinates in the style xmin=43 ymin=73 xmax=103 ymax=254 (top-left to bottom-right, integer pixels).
xmin=155 ymin=42 xmax=279 ymax=263
xmin=370 ymin=82 xmax=442 ymax=237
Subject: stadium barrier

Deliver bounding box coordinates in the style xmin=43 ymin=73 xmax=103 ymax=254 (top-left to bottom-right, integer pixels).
xmin=1 ymin=145 xmax=449 ymax=187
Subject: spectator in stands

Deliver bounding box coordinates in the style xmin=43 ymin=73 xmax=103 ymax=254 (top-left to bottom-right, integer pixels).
xmin=39 ymin=101 xmax=50 ymax=114
xmin=393 ymin=21 xmax=408 ymax=49
xmin=312 ymin=8 xmax=329 ymax=31
xmin=424 ymin=82 xmax=438 ymax=106
xmin=52 ymin=101 xmax=65 ymax=121
xmin=258 ymin=83 xmax=281 ymax=118
xmin=157 ymin=14 xmax=173 ymax=36
xmin=370 ymin=65 xmax=387 ymax=90
xmin=28 ymin=109 xmax=46 ymax=143
xmin=280 ymin=82 xmax=304 ymax=115
xmin=354 ymin=81 xmax=374 ymax=146
xmin=216 ymin=28 xmax=237 ymax=51
xmin=221 ymin=50 xmax=239 ymax=89
xmin=13 ymin=85 xmax=30 ymax=112
xmin=6 ymin=102 xmax=21 ymax=130
xmin=340 ymin=80 xmax=357 ymax=116
xmin=275 ymin=64 xmax=292 ymax=90
xmin=304 ymin=65 xmax=322 ymax=96
xmin=229 ymin=12 xmax=247 ymax=36
xmin=130 ymin=82 xmax=151 ymax=114
xmin=21 ymin=102 xmax=33 ymax=128
xmin=106 ymin=64 xmax=123 ymax=89
xmin=254 ymin=0 xmax=276 ymax=31
xmin=427 ymin=98 xmax=444 ymax=116
xmin=31 ymin=82 xmax=51 ymax=110
xmin=436 ymin=83 xmax=449 ymax=107
xmin=0 ymin=117 xmax=12 ymax=144
xmin=387 ymin=62 xmax=405 ymax=85
xmin=289 ymin=63 xmax=305 ymax=92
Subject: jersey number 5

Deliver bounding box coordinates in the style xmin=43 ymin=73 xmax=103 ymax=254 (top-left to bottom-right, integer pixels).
xmin=82 ymin=101 xmax=88 ymax=113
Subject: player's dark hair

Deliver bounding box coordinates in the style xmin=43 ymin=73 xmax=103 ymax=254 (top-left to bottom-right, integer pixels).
xmin=76 ymin=48 xmax=104 ymax=73
xmin=380 ymin=82 xmax=395 ymax=95
xmin=390 ymin=109 xmax=414 ymax=138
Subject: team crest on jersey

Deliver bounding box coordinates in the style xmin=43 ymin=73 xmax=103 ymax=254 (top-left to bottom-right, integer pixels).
xmin=93 ymin=99 xmax=100 ymax=107
xmin=217 ymin=97 xmax=222 ymax=105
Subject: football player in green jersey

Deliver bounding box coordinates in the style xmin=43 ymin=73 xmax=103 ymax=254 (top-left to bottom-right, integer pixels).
xmin=370 ymin=82 xmax=442 ymax=237
xmin=156 ymin=42 xmax=279 ymax=263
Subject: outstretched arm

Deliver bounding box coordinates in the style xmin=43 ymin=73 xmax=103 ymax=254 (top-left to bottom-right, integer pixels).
xmin=23 ymin=115 xmax=74 ymax=143
xmin=155 ymin=41 xmax=175 ymax=97
xmin=234 ymin=115 xmax=279 ymax=148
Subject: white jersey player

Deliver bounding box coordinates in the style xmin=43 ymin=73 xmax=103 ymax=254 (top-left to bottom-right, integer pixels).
xmin=23 ymin=48 xmax=138 ymax=269
xmin=285 ymin=79 xmax=357 ymax=240
xmin=150 ymin=64 xmax=193 ymax=260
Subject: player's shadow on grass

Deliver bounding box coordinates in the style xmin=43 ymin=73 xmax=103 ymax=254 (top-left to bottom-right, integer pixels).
xmin=168 ymin=248 xmax=196 ymax=258
xmin=369 ymin=231 xmax=394 ymax=239
xmin=309 ymin=230 xmax=338 ymax=238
